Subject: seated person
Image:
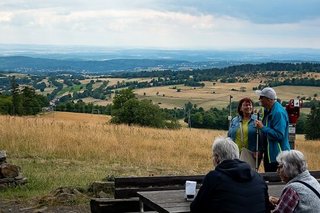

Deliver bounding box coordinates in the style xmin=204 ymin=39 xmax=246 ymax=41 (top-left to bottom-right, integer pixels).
xmin=190 ymin=137 xmax=269 ymax=213
xmin=269 ymin=150 xmax=320 ymax=212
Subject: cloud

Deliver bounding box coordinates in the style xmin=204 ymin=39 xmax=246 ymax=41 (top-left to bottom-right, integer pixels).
xmin=153 ymin=0 xmax=320 ymax=24
xmin=0 ymin=0 xmax=319 ymax=48
xmin=1 ymin=0 xmax=319 ymax=24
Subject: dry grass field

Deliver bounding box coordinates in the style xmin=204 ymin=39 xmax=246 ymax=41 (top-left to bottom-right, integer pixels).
xmin=1 ymin=112 xmax=320 ymax=201
xmin=135 ymin=82 xmax=320 ymax=109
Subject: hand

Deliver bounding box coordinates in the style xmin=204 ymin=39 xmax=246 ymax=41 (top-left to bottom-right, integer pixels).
xmin=269 ymin=196 xmax=279 ymax=206
xmin=255 ymin=120 xmax=264 ymax=129
xmin=252 ymin=152 xmax=261 ymax=159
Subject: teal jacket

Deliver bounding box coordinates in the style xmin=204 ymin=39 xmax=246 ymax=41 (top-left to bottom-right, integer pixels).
xmin=261 ymin=101 xmax=290 ymax=163
xmin=228 ymin=114 xmax=261 ymax=152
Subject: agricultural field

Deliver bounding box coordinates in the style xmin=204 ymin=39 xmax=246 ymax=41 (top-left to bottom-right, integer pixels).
xmin=2 ymin=71 xmax=318 ymax=111
xmin=135 ymin=81 xmax=320 ymax=110
xmin=1 ymin=112 xmax=319 ymax=202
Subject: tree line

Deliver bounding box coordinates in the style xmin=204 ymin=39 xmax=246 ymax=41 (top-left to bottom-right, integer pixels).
xmin=0 ymin=76 xmax=49 ymax=115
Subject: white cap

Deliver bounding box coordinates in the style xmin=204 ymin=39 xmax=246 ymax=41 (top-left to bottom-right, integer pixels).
xmin=255 ymin=87 xmax=277 ymax=100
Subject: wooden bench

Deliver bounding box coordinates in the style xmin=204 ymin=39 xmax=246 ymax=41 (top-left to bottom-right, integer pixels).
xmin=114 ymin=171 xmax=320 ymax=199
xmin=114 ymin=175 xmax=204 ymax=199
xmin=90 ymin=197 xmax=157 ymax=213
xmin=90 ymin=171 xmax=320 ymax=212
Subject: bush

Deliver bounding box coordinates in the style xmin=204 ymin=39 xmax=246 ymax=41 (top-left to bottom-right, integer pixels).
xmin=305 ymin=104 xmax=320 ymax=140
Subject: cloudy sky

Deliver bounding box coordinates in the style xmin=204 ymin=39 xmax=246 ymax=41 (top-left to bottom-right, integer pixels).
xmin=0 ymin=0 xmax=319 ymax=49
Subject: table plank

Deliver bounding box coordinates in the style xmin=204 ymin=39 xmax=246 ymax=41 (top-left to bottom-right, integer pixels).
xmin=138 ymin=190 xmax=190 ymax=213
xmin=138 ymin=185 xmax=285 ymax=213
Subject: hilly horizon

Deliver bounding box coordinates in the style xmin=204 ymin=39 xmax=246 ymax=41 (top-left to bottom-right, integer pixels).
xmin=1 ymin=45 xmax=320 ymax=73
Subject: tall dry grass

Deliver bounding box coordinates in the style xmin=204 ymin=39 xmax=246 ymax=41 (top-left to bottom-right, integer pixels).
xmin=1 ymin=112 xmax=319 ymax=198
xmin=0 ymin=113 xmax=224 ymax=176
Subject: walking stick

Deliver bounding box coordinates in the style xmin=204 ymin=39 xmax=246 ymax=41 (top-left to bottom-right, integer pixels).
xmin=255 ymin=110 xmax=261 ymax=171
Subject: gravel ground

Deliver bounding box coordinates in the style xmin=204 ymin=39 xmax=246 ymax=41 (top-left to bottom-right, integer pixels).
xmin=0 ymin=200 xmax=91 ymax=213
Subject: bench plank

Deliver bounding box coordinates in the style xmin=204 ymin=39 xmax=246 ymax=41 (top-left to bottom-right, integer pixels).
xmin=115 ymin=175 xmax=204 ymax=188
xmin=90 ymin=197 xmax=156 ymax=213
xmin=114 ymin=171 xmax=320 ymax=199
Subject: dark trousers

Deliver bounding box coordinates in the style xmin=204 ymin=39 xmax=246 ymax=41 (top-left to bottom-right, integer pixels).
xmin=263 ymin=156 xmax=279 ymax=172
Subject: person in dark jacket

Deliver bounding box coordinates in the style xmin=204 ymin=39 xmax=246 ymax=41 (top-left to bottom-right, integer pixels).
xmin=190 ymin=137 xmax=269 ymax=213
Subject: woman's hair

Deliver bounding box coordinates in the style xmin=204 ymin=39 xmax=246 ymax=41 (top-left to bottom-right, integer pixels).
xmin=276 ymin=150 xmax=307 ymax=179
xmin=212 ymin=137 xmax=239 ymax=163
xmin=237 ymin=97 xmax=254 ymax=117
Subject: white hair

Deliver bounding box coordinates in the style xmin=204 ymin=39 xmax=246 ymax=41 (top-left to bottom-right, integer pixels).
xmin=276 ymin=150 xmax=307 ymax=179
xmin=212 ymin=137 xmax=239 ymax=162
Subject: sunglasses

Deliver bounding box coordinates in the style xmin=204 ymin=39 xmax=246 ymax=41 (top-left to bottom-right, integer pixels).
xmin=259 ymin=96 xmax=266 ymax=100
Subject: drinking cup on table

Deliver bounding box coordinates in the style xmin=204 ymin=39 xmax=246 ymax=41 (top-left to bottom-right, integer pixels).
xmin=185 ymin=180 xmax=197 ymax=201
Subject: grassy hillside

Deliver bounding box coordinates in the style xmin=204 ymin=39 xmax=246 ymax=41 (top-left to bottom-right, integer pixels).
xmin=0 ymin=112 xmax=319 ymax=199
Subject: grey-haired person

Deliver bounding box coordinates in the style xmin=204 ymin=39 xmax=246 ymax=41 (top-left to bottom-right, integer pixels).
xmin=190 ymin=137 xmax=269 ymax=213
xmin=255 ymin=87 xmax=290 ymax=172
xmin=270 ymin=150 xmax=320 ymax=212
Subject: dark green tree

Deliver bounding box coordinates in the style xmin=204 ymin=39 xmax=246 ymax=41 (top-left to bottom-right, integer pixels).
xmin=22 ymin=87 xmax=40 ymax=115
xmin=190 ymin=112 xmax=204 ymax=127
xmin=0 ymin=94 xmax=12 ymax=114
xmin=295 ymin=113 xmax=306 ymax=134
xmin=112 ymin=99 xmax=167 ymax=128
xmin=111 ymin=89 xmax=180 ymax=129
xmin=305 ymin=104 xmax=320 ymax=140
xmin=11 ymin=76 xmax=23 ymax=115
xmin=112 ymin=89 xmax=136 ymax=110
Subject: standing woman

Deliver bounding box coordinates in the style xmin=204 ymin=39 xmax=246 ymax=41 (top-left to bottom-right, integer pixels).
xmin=228 ymin=97 xmax=261 ymax=169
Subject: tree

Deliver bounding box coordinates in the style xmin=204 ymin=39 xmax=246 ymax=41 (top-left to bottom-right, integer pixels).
xmin=112 ymin=89 xmax=136 ymax=110
xmin=111 ymin=89 xmax=180 ymax=129
xmin=305 ymin=104 xmax=320 ymax=140
xmin=191 ymin=112 xmax=203 ymax=127
xmin=22 ymin=87 xmax=40 ymax=115
xmin=112 ymin=99 xmax=166 ymax=127
xmin=295 ymin=113 xmax=306 ymax=134
xmin=11 ymin=76 xmax=23 ymax=115
xmin=0 ymin=94 xmax=12 ymax=114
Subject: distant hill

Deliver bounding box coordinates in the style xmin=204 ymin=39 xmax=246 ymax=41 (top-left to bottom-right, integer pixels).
xmin=1 ymin=56 xmax=320 ymax=74
xmin=1 ymin=45 xmax=320 ymax=74
xmin=0 ymin=56 xmax=199 ymax=73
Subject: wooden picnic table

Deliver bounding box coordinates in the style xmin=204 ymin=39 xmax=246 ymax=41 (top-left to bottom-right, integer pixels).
xmin=137 ymin=185 xmax=284 ymax=213
xmin=138 ymin=190 xmax=190 ymax=213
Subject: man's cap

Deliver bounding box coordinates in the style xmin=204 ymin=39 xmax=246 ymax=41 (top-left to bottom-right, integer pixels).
xmin=255 ymin=87 xmax=277 ymax=100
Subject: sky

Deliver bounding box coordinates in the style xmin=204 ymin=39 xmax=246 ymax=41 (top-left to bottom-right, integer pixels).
xmin=0 ymin=0 xmax=319 ymax=49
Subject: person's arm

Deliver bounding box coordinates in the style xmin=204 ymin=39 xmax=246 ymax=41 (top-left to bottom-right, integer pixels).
xmin=190 ymin=173 xmax=214 ymax=213
xmin=272 ymin=187 xmax=299 ymax=213
xmin=227 ymin=117 xmax=237 ymax=140
xmin=261 ymin=111 xmax=287 ymax=142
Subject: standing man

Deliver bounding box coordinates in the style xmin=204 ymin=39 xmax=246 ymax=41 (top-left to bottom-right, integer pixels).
xmin=255 ymin=87 xmax=290 ymax=172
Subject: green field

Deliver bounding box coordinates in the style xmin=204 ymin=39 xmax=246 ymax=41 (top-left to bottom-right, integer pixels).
xmin=57 ymin=84 xmax=84 ymax=96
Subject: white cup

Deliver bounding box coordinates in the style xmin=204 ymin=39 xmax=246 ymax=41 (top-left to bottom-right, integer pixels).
xmin=185 ymin=180 xmax=197 ymax=201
